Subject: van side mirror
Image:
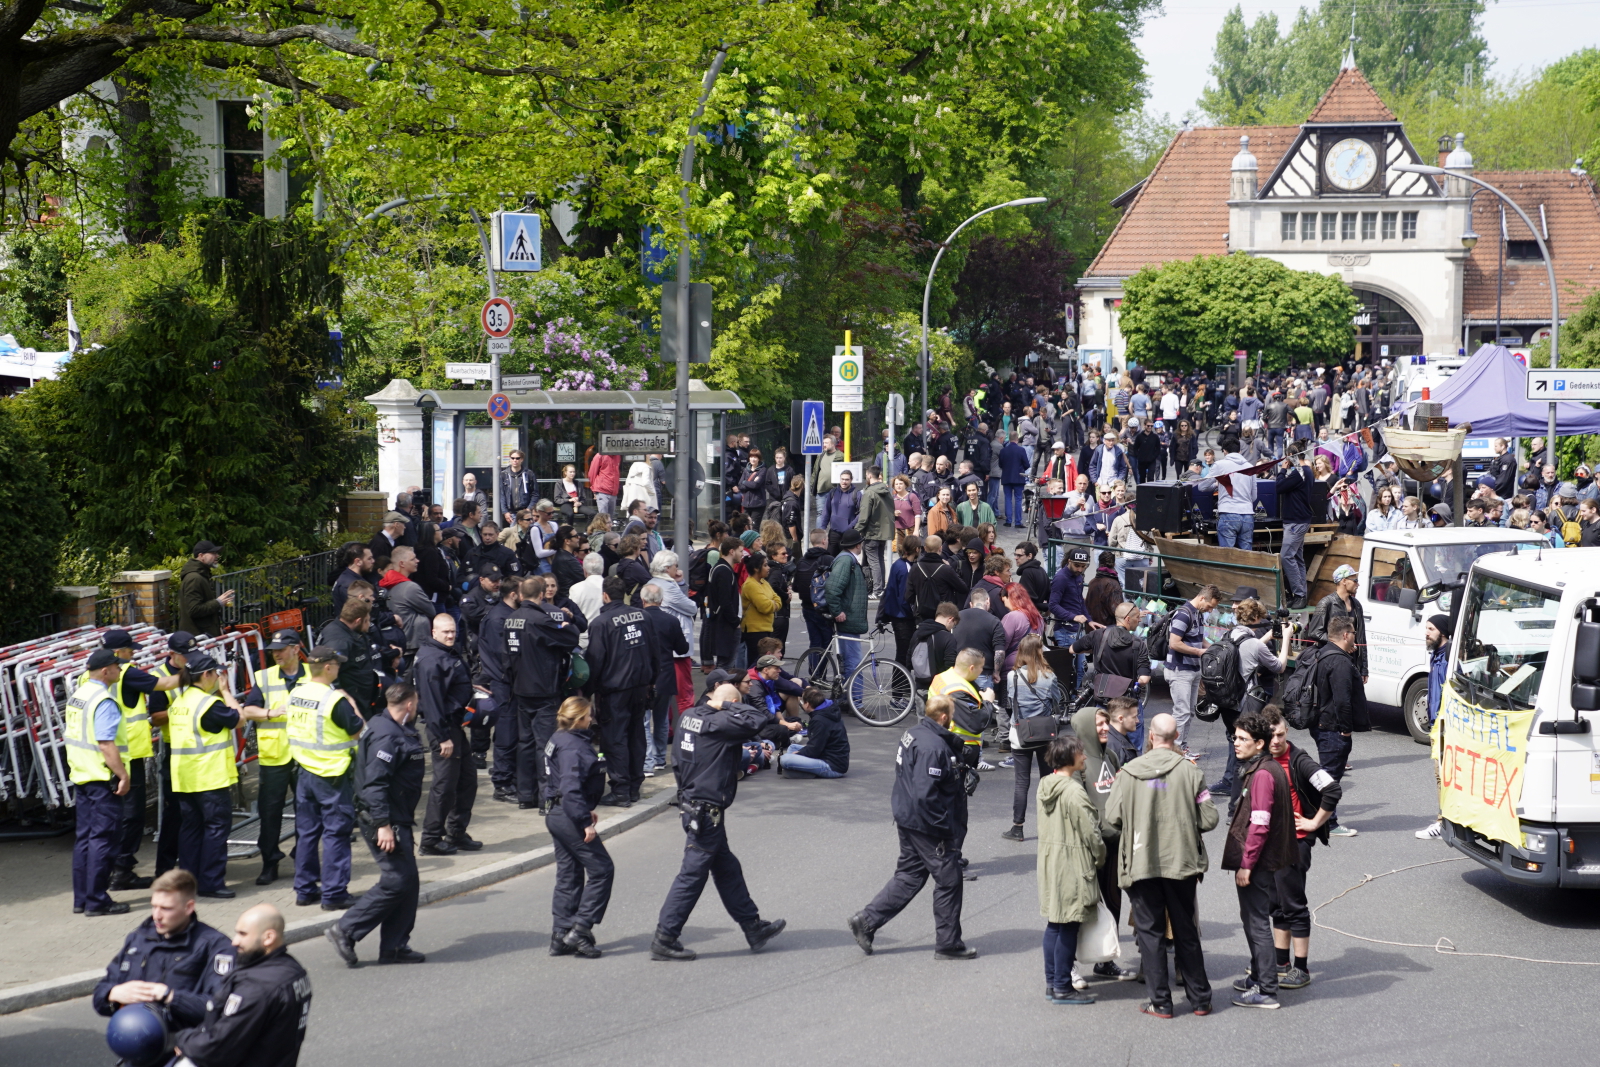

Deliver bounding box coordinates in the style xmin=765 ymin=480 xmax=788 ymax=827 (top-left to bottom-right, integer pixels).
xmin=1397 ymin=588 xmax=1420 ymax=612
xmin=1419 ymin=583 xmax=1442 ymax=604
xmin=1571 ymin=613 xmax=1600 ymax=713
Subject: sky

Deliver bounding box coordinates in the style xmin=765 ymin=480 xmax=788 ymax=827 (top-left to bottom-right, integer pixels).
xmin=1138 ymin=0 xmax=1600 ymax=123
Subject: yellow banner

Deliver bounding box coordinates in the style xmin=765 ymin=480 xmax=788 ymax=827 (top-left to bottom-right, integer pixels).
xmin=1431 ymin=682 xmax=1534 ymax=845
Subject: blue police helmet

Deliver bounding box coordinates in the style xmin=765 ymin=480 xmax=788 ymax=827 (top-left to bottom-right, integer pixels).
xmin=106 ymin=1003 xmax=171 ymax=1066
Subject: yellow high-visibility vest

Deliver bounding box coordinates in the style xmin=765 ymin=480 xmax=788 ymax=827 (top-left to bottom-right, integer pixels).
xmin=167 ymin=687 xmax=237 ymax=793
xmin=251 ymin=665 xmax=299 ymax=767
xmin=78 ymin=662 xmax=152 ymax=761
xmin=286 ymin=680 xmax=357 ymax=778
xmin=929 ymin=669 xmax=984 ymax=746
xmin=64 ymin=678 xmax=122 ymax=785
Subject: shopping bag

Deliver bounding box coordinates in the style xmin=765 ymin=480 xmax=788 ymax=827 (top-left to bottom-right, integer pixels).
xmin=1076 ymin=902 xmax=1122 ymax=964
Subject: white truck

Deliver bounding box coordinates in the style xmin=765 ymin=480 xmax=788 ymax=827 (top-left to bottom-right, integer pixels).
xmin=1434 ymin=547 xmax=1600 ymax=888
xmin=1338 ymin=527 xmax=1546 ymax=742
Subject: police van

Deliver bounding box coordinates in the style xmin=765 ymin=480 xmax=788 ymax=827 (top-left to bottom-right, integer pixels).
xmin=1435 ymin=547 xmax=1600 ymax=888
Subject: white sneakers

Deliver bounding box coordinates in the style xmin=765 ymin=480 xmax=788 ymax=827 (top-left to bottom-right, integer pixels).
xmin=1415 ymin=820 xmax=1442 ymax=840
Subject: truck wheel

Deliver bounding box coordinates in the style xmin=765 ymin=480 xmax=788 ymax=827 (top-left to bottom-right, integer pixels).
xmin=1402 ymin=677 xmax=1431 ymax=744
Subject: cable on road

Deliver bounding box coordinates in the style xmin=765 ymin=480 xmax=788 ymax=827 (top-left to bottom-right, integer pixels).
xmin=1311 ymin=857 xmax=1600 ymax=967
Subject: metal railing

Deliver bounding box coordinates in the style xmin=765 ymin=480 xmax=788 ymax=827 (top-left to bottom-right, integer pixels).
xmin=95 ymin=593 xmax=135 ymax=628
xmin=211 ymin=550 xmax=341 ymax=639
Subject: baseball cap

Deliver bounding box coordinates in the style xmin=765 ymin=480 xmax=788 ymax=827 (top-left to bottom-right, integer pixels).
xmin=305 ymin=647 xmax=348 ymax=664
xmin=1333 ymin=564 xmax=1358 ymax=582
xmin=192 ymin=540 xmax=221 ymax=556
xmin=702 ymin=668 xmax=738 ymax=692
xmin=1052 ymin=441 xmax=1066 ymax=451
xmin=87 ymin=648 xmax=120 ymax=671
xmin=168 ymin=631 xmax=197 ymax=654
xmin=1068 ymin=546 xmax=1091 ymax=564
xmin=101 ymin=629 xmax=139 ymax=651
xmin=184 ymin=651 xmax=221 ymax=674
xmin=265 ymin=629 xmax=302 ymax=651
xmin=754 ymin=656 xmax=785 ymax=670
xmin=477 ymin=563 xmax=503 ymax=581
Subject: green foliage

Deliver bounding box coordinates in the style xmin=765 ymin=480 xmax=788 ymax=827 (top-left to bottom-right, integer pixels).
xmin=1119 ymin=253 xmax=1357 ymax=372
xmin=1200 ymin=0 xmax=1488 ymax=126
xmin=0 ymin=402 xmax=69 ymax=636
xmin=0 ymin=224 xmax=87 ymax=349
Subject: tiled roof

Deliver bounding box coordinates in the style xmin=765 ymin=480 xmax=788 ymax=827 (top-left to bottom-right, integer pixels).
xmin=1083 ymin=126 xmax=1299 ymax=278
xmin=1464 ymin=171 xmax=1600 ymax=321
xmin=1305 ymin=67 xmax=1396 ymax=124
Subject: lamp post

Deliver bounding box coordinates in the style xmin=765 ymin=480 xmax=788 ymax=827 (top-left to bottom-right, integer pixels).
xmin=1393 ymin=162 xmax=1559 ymax=451
xmin=919 ymin=197 xmax=1048 ymax=435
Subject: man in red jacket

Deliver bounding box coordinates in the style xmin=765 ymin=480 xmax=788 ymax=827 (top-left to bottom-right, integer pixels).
xmin=588 ymin=452 xmax=621 ymax=520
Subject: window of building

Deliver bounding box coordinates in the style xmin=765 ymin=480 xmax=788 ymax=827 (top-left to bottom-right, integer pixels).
xmin=1361 ymin=212 xmax=1377 ymax=240
xmin=1341 ymin=212 xmax=1357 ymax=240
xmin=1381 ymin=211 xmax=1397 ymax=240
xmin=1506 ymin=239 xmax=1546 ymax=262
xmin=1322 ymin=212 xmax=1337 ymax=241
xmin=1302 ymin=213 xmax=1317 ymax=241
xmin=219 ymin=102 xmax=265 ymax=217
xmin=1402 ymin=211 xmax=1418 ymax=239
xmin=1281 ymin=213 xmax=1298 ymax=240
xmin=1352 ymin=288 xmax=1424 ymax=358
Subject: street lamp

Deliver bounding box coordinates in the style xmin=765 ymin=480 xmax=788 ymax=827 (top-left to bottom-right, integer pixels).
xmin=1393 ymin=162 xmax=1559 ymax=450
xmin=1459 ymin=227 xmax=1479 ymax=250
xmin=919 ymin=197 xmax=1049 ymax=436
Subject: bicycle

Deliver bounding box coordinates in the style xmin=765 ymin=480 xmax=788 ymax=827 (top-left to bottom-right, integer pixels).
xmin=790 ymin=624 xmax=917 ymax=727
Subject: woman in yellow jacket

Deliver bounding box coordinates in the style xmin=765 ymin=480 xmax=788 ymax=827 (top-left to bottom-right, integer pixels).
xmin=740 ymin=550 xmax=781 ymax=667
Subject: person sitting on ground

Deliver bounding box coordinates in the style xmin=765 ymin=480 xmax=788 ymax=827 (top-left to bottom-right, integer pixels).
xmin=777 ymin=686 xmax=850 ymax=779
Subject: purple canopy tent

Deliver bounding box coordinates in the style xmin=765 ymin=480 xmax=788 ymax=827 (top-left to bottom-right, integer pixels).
xmin=1394 ymin=344 xmax=1600 ymax=437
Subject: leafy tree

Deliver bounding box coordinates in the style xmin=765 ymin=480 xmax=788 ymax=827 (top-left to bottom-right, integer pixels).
xmin=950 ymin=232 xmax=1074 ymax=367
xmin=1119 ymin=253 xmax=1356 ymax=372
xmin=9 ymin=214 xmax=371 ymax=564
xmin=1200 ymin=0 xmax=1488 ymax=125
xmin=0 ymin=402 xmax=68 ymax=639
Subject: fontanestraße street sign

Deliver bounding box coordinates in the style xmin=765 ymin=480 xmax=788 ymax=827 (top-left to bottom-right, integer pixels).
xmin=599 ymin=431 xmax=673 ymax=455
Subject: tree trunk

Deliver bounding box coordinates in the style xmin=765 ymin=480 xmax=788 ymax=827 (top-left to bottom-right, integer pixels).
xmin=114 ymin=72 xmax=168 ymax=245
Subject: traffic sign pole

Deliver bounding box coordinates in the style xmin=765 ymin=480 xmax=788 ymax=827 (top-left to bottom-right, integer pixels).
xmin=843 ymin=330 xmax=852 ymax=462
xmin=469 ymin=208 xmax=505 ymax=525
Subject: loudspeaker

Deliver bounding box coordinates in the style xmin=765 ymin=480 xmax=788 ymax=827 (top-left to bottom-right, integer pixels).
xmin=1136 ymin=481 xmax=1188 ymax=535
xmin=1309 ymin=479 xmax=1330 ymax=519
xmin=1255 ymin=478 xmax=1278 ymax=520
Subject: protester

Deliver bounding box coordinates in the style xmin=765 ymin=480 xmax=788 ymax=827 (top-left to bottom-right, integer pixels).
xmin=1035 ymin=734 xmax=1102 ymax=1006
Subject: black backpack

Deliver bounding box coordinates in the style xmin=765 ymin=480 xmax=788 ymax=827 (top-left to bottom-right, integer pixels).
xmin=1143 ymin=609 xmax=1175 ymax=668
xmin=686 ymin=547 xmax=711 ymax=599
xmin=1199 ymin=631 xmax=1247 ymax=712
xmin=795 ymin=552 xmax=834 ymax=608
xmin=1281 ymin=644 xmax=1327 ymax=730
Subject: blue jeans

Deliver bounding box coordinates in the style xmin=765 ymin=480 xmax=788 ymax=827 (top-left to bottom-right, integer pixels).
xmin=985 ymin=477 xmax=1000 ymax=511
xmin=839 ymin=631 xmax=864 ymax=703
xmin=802 ymin=606 xmax=835 ymax=667
xmin=644 ymin=688 xmax=672 ymax=768
xmin=1217 ymin=512 xmax=1254 ymax=550
xmin=1280 ymin=522 xmax=1310 ymax=599
xmin=1268 ymin=427 xmax=1285 ymax=458
xmin=1043 ymin=921 xmax=1081 ymax=991
xmin=783 ymin=743 xmax=845 ymax=778
xmin=1004 ymin=484 xmax=1024 ymax=525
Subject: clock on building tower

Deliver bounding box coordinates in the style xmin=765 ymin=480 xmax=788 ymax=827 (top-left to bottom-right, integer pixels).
xmin=1324 ymin=137 xmax=1378 ymax=191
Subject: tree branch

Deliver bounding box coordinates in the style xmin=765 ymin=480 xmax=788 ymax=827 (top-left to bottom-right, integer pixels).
xmin=200 ymin=56 xmax=360 ymax=111
xmin=20 ymin=22 xmax=381 ymax=62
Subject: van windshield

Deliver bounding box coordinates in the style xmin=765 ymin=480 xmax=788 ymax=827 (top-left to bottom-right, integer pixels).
xmin=1452 ymin=572 xmax=1562 ymax=711
xmin=1417 ymin=541 xmax=1542 ymax=592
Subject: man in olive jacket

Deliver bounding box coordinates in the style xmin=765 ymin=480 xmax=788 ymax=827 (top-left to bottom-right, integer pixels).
xmin=853 ymin=466 xmax=895 ymax=599
xmin=179 ymin=541 xmax=234 ymax=638
xmin=1102 ymin=712 xmax=1218 ymax=1019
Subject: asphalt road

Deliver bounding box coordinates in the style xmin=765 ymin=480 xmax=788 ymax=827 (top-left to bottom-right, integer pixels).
xmin=4 ymin=690 xmax=1596 ymax=1067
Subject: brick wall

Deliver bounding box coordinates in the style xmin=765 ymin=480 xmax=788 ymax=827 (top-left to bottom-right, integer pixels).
xmin=341 ymin=491 xmax=389 ymax=536
xmin=112 ymin=571 xmax=173 ymax=630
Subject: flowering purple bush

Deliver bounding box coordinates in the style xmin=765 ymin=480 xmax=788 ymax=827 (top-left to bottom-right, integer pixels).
xmin=532 ymin=316 xmax=649 ymax=393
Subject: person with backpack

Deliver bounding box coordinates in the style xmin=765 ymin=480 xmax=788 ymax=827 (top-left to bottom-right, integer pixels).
xmin=908 ymin=534 xmax=967 ymax=624
xmin=1309 ymin=616 xmax=1363 ymax=838
xmin=1000 ymin=635 xmax=1060 ymax=843
xmin=910 ymin=601 xmax=960 ymax=690
xmin=1205 ymin=597 xmax=1291 ymax=802
xmin=1166 ymin=584 xmax=1220 ymax=751
xmin=879 ymin=537 xmax=919 ymax=668
xmin=795 ymin=529 xmax=836 ymax=659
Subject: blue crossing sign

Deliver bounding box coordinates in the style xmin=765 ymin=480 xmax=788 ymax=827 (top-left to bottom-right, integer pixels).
xmin=492 ymin=211 xmax=542 ymax=272
xmin=799 ymin=400 xmax=825 ymax=455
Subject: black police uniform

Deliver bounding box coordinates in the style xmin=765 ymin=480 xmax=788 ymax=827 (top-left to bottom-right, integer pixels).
xmin=505 ymin=602 xmax=580 ymax=805
xmin=339 ymin=711 xmax=426 ymax=960
xmin=93 ymin=915 xmax=236 ymax=1028
xmin=855 ymin=715 xmax=967 ymax=953
xmin=414 ymin=636 xmax=477 ymax=849
xmin=458 ymin=581 xmax=501 ymax=762
xmin=316 ymin=618 xmax=379 ymax=718
xmin=654 ymin=700 xmax=782 ymax=954
xmin=478 ymin=595 xmax=521 ymax=797
xmin=584 ymin=599 xmax=661 ymax=803
xmin=171 ymin=947 xmax=311 ymax=1067
xmin=543 ymin=728 xmax=614 ymax=954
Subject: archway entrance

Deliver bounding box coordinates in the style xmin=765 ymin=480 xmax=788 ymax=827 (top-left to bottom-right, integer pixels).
xmin=1352 ymin=288 xmax=1423 ymax=360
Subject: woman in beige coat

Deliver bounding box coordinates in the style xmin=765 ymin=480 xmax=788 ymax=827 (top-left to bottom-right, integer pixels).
xmin=1037 ymin=734 xmax=1105 ymax=1005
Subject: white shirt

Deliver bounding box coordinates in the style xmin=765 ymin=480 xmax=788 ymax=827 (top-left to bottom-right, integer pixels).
xmin=1161 ymin=392 xmax=1181 ymax=420
xmin=569 ymin=574 xmax=604 ymax=623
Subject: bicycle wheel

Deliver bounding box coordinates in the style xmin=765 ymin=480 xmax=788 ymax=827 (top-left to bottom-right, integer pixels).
xmin=789 ymin=647 xmax=827 ymax=683
xmin=847 ymin=655 xmax=917 ymax=726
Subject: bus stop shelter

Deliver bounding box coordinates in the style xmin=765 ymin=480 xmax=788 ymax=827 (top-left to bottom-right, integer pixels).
xmin=365 ymin=378 xmax=745 ymax=529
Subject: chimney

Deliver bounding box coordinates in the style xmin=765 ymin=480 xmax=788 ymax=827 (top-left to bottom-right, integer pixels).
xmin=1437 ymin=133 xmax=1454 ymax=168
xmin=1230 ymin=135 xmax=1258 ymax=201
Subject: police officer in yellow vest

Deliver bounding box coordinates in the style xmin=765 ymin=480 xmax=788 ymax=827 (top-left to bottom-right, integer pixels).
xmin=90 ymin=629 xmax=183 ymax=892
xmin=67 ymin=649 xmax=134 ymax=916
xmin=168 ymin=651 xmax=271 ymax=898
xmin=290 ymin=647 xmax=367 ymax=910
xmin=242 ymin=630 xmax=304 ymax=886
xmin=928 ymin=648 xmax=995 ymax=876
xmin=151 ymin=633 xmax=197 ymax=878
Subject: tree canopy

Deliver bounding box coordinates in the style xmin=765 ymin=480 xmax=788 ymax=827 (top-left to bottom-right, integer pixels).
xmin=1118 ymin=253 xmax=1357 ymax=372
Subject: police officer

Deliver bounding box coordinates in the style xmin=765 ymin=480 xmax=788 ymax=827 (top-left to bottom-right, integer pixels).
xmin=288 ymin=647 xmax=366 ymax=910
xmin=458 ymin=564 xmax=503 ymax=770
xmin=66 ymin=649 xmax=132 ymax=916
xmin=168 ymin=651 xmax=270 ymax=899
xmin=927 ymin=648 xmax=992 ymax=872
xmin=151 ymin=633 xmax=196 ymax=878
xmin=171 ymin=903 xmax=312 ymax=1067
xmin=416 ymin=613 xmax=479 ymax=855
xmin=479 ymin=574 xmax=522 ymax=803
xmin=650 ymin=682 xmax=786 ymax=962
xmin=326 ymin=682 xmax=427 ymax=968
xmin=242 ymin=630 xmax=303 ymax=885
xmin=93 ymin=869 xmax=235 ymax=1028
xmin=584 ymin=575 xmax=660 ymax=807
xmin=847 ymin=692 xmax=974 ymax=959
xmin=544 ymin=696 xmax=613 ymax=959
xmin=505 ymin=576 xmax=579 ymax=810
xmin=317 ymin=590 xmax=380 ymax=719
xmin=89 ymin=629 xmax=184 ymax=891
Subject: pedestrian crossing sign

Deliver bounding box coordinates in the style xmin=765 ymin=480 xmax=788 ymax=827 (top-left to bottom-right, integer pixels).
xmin=800 ymin=400 xmax=825 ymax=455
xmin=492 ymin=211 xmax=543 ymax=272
